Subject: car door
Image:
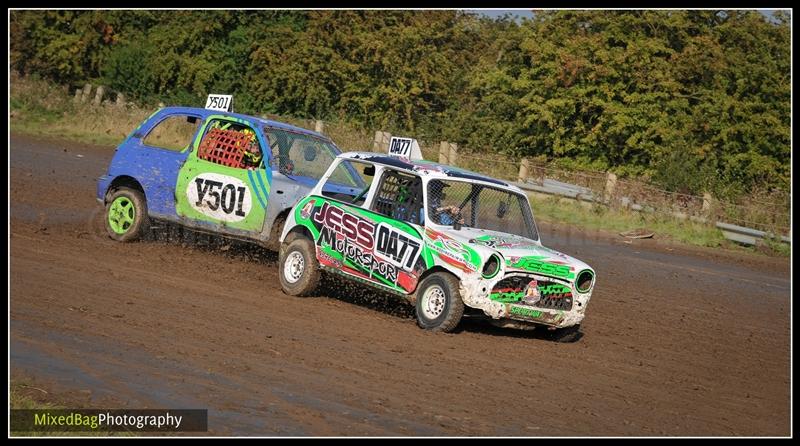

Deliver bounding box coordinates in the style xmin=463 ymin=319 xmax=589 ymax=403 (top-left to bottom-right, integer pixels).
xmin=174 ymin=115 xmax=273 ymax=236
xmin=365 ymin=167 xmax=428 ymax=293
xmin=304 ymin=161 xmax=428 ymax=294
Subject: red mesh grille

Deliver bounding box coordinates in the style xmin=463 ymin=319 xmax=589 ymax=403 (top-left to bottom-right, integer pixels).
xmin=197 ymin=128 xmax=253 ymax=168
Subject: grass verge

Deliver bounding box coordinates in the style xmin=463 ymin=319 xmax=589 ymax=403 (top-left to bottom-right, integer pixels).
xmin=528 ymin=194 xmax=789 ymax=257
xmin=10 ymin=75 xmax=149 ymax=147
xmin=10 ymin=74 xmax=789 ymax=258
xmin=10 ymin=381 xmax=134 ymax=437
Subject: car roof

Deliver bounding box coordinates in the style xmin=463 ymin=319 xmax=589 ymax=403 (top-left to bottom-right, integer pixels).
xmin=158 ymin=106 xmax=329 ymax=140
xmin=339 ymin=151 xmax=520 ymax=191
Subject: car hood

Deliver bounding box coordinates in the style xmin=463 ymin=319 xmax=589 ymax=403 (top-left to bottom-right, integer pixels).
xmin=434 ymin=226 xmax=594 ymax=275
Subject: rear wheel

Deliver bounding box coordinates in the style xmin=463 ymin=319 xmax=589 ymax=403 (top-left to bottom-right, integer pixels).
xmin=104 ymin=187 xmax=149 ymax=242
xmin=279 ymin=235 xmax=321 ymax=296
xmin=415 ymin=272 xmax=464 ymax=333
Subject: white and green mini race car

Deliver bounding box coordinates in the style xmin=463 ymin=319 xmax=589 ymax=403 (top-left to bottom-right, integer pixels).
xmin=278 ymin=140 xmax=596 ymax=339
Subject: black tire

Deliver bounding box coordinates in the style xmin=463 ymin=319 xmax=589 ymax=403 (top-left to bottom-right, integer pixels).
xmin=415 ymin=272 xmax=464 ymax=332
xmin=548 ymin=324 xmax=583 ymax=343
xmin=104 ymin=187 xmax=149 ymax=242
xmin=278 ymin=234 xmax=321 ymax=296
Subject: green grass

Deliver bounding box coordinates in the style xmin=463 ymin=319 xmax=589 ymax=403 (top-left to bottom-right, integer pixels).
xmin=10 ymin=382 xmax=63 ymax=411
xmin=10 ymin=74 xmax=148 ymax=147
xmin=761 ymin=236 xmax=792 ymax=257
xmin=528 ymin=194 xmax=789 ymax=257
xmin=10 ymin=381 xmax=134 ymax=437
xmin=12 ymin=118 xmax=131 ymax=147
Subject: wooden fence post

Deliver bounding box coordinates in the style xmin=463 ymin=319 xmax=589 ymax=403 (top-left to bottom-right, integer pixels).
xmin=448 ymin=143 xmax=458 ymax=167
xmin=384 ymin=132 xmax=392 ymax=152
xmin=81 ymin=84 xmax=92 ymax=103
xmin=702 ymin=192 xmax=714 ymax=219
xmin=518 ymin=158 xmax=530 ymax=183
xmin=373 ymin=130 xmax=391 ymax=152
xmin=439 ymin=141 xmax=449 ymax=164
xmin=93 ymin=85 xmax=105 ymax=106
xmin=315 ymin=120 xmax=324 ymax=134
xmin=604 ymin=172 xmax=617 ymax=203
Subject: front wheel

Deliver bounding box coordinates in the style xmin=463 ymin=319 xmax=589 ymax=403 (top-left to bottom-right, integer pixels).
xmin=104 ymin=187 xmax=149 ymax=242
xmin=415 ymin=272 xmax=464 ymax=333
xmin=278 ymin=235 xmax=321 ymax=296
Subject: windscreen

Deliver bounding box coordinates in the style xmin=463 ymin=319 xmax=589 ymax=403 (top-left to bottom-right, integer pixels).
xmin=427 ymin=179 xmax=537 ymax=240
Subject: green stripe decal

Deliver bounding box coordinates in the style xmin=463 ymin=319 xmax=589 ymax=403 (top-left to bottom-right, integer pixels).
xmin=247 ymin=170 xmax=267 ymax=209
xmin=255 ymin=169 xmax=271 ymax=197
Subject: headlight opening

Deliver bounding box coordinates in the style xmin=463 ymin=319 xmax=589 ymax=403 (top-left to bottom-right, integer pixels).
xmin=576 ymin=269 xmax=594 ymax=293
xmin=481 ymin=254 xmax=501 ymax=279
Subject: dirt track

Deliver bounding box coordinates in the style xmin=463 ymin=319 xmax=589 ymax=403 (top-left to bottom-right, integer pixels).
xmin=10 ymin=133 xmax=791 ymax=436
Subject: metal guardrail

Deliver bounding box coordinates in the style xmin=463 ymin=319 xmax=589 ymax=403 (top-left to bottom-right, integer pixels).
xmin=517 ymin=182 xmax=596 ymax=202
xmin=514 ymin=180 xmax=791 ymax=247
xmin=715 ymin=222 xmax=791 ymax=246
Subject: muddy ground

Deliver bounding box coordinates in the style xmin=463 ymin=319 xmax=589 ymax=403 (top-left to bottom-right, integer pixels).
xmin=9 ymin=133 xmax=791 ymax=436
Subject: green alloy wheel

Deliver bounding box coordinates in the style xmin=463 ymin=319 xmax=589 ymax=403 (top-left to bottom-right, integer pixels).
xmin=104 ymin=187 xmax=149 ymax=242
xmin=108 ymin=196 xmax=135 ymax=234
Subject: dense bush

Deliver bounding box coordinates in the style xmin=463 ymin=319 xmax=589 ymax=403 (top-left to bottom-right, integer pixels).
xmin=10 ymin=10 xmax=790 ymax=199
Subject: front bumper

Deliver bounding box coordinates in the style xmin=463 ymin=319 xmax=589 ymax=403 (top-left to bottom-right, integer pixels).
xmin=461 ymin=273 xmax=593 ymax=329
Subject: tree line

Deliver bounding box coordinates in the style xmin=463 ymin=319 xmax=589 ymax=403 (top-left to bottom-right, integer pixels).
xmin=10 ymin=10 xmax=790 ymax=200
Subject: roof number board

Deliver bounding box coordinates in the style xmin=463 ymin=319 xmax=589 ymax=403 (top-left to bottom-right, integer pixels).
xmin=205 ymin=94 xmax=233 ymax=112
xmin=388 ymin=136 xmax=423 ymax=161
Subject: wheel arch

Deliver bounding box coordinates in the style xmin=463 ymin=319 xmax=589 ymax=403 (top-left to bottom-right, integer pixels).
xmin=283 ymin=224 xmax=314 ymax=243
xmin=413 ymin=265 xmax=459 ymax=296
xmin=265 ymin=207 xmax=294 ymax=251
xmin=105 ymin=175 xmax=145 ymax=203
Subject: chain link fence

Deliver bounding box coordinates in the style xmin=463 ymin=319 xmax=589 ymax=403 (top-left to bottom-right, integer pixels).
xmin=290 ymin=115 xmax=790 ymax=239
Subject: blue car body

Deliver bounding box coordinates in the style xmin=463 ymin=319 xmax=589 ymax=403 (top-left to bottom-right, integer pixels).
xmin=97 ymin=106 xmax=358 ymax=247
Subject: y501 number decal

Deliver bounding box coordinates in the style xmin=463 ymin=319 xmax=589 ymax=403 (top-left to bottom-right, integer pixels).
xmin=186 ymin=173 xmax=252 ymax=222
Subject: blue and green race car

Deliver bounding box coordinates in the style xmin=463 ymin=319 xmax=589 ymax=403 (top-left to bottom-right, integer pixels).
xmin=96 ymin=105 xmax=365 ymax=249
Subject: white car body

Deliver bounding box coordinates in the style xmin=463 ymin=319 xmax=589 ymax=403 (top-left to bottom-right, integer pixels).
xmin=280 ymin=152 xmax=596 ymax=330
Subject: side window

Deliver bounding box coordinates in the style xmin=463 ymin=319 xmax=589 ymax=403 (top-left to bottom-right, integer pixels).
xmin=196 ymin=119 xmax=263 ymax=170
xmin=142 ymin=115 xmax=200 ymax=151
xmin=264 ymin=127 xmax=337 ymax=180
xmin=371 ymin=170 xmax=423 ymax=225
xmin=321 ymin=160 xmax=373 ymax=206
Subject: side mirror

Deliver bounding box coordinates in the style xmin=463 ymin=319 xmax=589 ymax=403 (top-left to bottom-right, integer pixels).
xmin=363 ymin=165 xmax=375 ymax=176
xmin=187 ymin=116 xmax=197 ymax=124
